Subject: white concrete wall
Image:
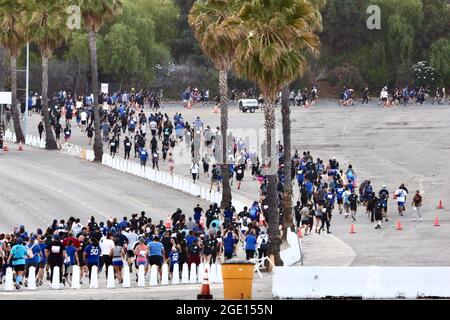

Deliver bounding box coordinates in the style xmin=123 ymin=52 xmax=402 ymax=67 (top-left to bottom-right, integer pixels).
xmin=272 ymin=266 xmax=450 ymax=299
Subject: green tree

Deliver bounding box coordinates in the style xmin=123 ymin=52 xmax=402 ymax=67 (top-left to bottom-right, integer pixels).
xmin=189 ymin=0 xmax=246 ymax=209
xmin=24 ymin=0 xmax=70 ymax=150
xmin=99 ymin=23 xmax=146 ymax=84
xmin=430 ymin=38 xmax=450 ymax=85
xmin=0 ymin=0 xmax=26 ymax=143
xmin=235 ymin=0 xmax=321 ymax=265
xmin=78 ymin=0 xmax=123 ymax=161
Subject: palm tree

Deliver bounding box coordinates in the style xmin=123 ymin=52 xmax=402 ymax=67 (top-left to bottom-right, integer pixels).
xmin=23 ymin=0 xmax=70 ymax=150
xmin=78 ymin=0 xmax=122 ymax=161
xmin=234 ymin=0 xmax=321 ymax=265
xmin=281 ymin=0 xmax=324 ymax=241
xmin=189 ymin=0 xmax=246 ymax=209
xmin=0 ymin=0 xmax=27 ymax=143
xmin=0 ymin=45 xmax=6 ymax=91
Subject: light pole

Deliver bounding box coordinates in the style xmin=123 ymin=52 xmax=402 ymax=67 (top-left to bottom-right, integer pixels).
xmin=24 ymin=42 xmax=29 ymax=137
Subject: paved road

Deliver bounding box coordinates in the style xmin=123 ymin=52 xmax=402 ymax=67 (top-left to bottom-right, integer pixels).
xmin=0 ymin=147 xmax=211 ymax=233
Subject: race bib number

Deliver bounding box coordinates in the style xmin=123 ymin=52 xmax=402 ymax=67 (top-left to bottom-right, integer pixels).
xmin=51 ymin=246 xmax=61 ymax=254
xmin=139 ymin=250 xmax=146 ymax=257
xmin=90 ymin=248 xmax=98 ymax=256
xmin=237 ymin=170 xmax=243 ymax=174
xmin=126 ymin=143 xmax=131 ymax=147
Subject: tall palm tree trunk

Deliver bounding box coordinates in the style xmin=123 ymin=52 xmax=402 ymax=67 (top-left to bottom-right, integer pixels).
xmin=88 ymin=30 xmax=103 ymax=161
xmin=0 ymin=45 xmax=5 ymax=91
xmin=281 ymin=87 xmax=294 ymax=241
xmin=10 ymin=55 xmax=24 ymax=143
xmin=264 ymin=100 xmax=283 ymax=266
xmin=219 ymin=69 xmax=232 ymax=209
xmin=41 ymin=55 xmax=58 ymax=150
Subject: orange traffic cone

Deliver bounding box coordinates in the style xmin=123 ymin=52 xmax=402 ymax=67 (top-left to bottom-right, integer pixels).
xmin=197 ymin=267 xmax=213 ymax=300
xmin=213 ymin=105 xmax=219 ymax=113
xmin=18 ymin=142 xmax=24 ymax=151
xmin=349 ymin=224 xmax=356 ymax=234
xmin=396 ymin=220 xmax=403 ymax=230
xmin=434 ymin=215 xmax=441 ymax=227
xmin=438 ymin=200 xmax=443 ymax=210
xmin=164 ymin=215 xmax=172 ymax=229
xmin=297 ymin=227 xmax=303 ymax=238
xmin=3 ymin=142 xmax=9 ymax=152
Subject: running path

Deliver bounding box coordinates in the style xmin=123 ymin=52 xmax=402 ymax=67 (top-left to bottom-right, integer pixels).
xmin=0 ymin=147 xmax=211 ymax=233
xmin=15 ymin=101 xmax=450 ymax=267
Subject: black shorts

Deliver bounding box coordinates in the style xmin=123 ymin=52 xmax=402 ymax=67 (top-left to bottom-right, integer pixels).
xmin=337 ymin=198 xmax=343 ymax=205
xmin=148 ymin=255 xmax=163 ymax=267
xmin=127 ymin=250 xmax=134 ymax=258
xmin=13 ymin=265 xmax=25 ymax=272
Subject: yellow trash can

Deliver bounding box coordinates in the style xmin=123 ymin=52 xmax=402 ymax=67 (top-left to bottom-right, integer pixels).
xmin=221 ymin=259 xmax=255 ymax=300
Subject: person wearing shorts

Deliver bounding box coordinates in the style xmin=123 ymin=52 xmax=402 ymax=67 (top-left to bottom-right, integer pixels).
xmin=134 ymin=237 xmax=149 ymax=277
xmin=111 ymin=239 xmax=125 ymax=284
xmin=235 ymin=163 xmax=245 ymax=190
xmin=148 ymin=236 xmax=165 ymax=278
xmin=8 ymin=238 xmax=30 ymax=289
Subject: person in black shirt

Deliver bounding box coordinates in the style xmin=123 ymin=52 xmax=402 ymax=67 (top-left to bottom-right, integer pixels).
xmin=130 ymin=214 xmax=139 ymax=230
xmin=348 ymin=190 xmax=358 ymax=222
xmin=138 ymin=211 xmax=147 ymax=229
xmin=374 ymin=198 xmax=383 ymax=229
xmin=205 ymin=205 xmax=215 ymax=228
xmin=238 ymin=207 xmax=249 ymax=219
xmin=187 ymin=239 xmax=201 ymax=266
xmin=210 ymin=165 xmax=221 ymax=192
xmin=161 ymin=231 xmax=173 ymax=260
xmin=235 ymin=163 xmax=245 ymax=190
xmin=123 ymin=136 xmax=132 ymax=159
xmin=45 ymin=234 xmax=67 ymax=287
xmin=294 ymin=201 xmax=302 ymax=228
xmin=203 ymin=234 xmax=218 ymax=264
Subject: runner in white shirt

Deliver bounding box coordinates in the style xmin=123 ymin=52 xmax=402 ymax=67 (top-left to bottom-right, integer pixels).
xmin=394 ymin=184 xmax=408 ymax=216
xmin=80 ymin=110 xmax=88 ymax=132
xmin=99 ymin=233 xmax=115 ymax=278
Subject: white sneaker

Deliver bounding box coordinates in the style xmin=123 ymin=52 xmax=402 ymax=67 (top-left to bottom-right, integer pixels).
xmin=411 ymin=218 xmax=416 ymax=221
xmin=419 ymin=218 xmax=423 ymax=221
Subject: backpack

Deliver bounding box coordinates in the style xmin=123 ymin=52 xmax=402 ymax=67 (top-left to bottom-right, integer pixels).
xmin=249 ymin=207 xmax=258 ymax=219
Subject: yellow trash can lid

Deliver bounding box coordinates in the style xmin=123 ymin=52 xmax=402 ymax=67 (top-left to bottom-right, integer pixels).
xmin=222 ymin=259 xmax=255 ymax=265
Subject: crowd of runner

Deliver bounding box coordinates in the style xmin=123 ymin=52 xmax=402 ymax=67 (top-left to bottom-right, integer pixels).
xmin=0 ymin=201 xmax=272 ymax=290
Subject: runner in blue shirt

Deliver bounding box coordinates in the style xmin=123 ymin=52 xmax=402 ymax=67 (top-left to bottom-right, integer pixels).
xmin=335 ymin=181 xmax=345 ymax=214
xmin=84 ymin=238 xmax=102 ymax=281
xmin=223 ymin=230 xmax=237 ymax=260
xmin=25 ymin=236 xmax=41 ymax=285
xmin=8 ymin=238 xmax=30 ymax=289
xmin=244 ymin=230 xmax=257 ymax=260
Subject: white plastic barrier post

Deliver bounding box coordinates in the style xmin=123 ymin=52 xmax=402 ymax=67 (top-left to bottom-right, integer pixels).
xmin=210 ymin=262 xmax=217 ymax=284
xmin=172 ymin=263 xmax=180 ymax=285
xmin=201 ymin=187 xmax=206 ymax=200
xmin=107 ymin=265 xmax=115 ymax=288
xmin=216 ymin=263 xmax=223 ymax=283
xmin=89 ymin=266 xmax=99 ymax=289
xmin=4 ymin=268 xmax=13 ymax=291
xmin=102 ymin=153 xmax=106 ymax=165
xmin=149 ymin=265 xmax=158 ymax=286
xmin=181 ymin=263 xmax=189 ymax=284
xmin=72 ymin=265 xmax=81 ymax=289
xmin=197 ymin=263 xmax=204 ymax=284
xmin=137 ymin=264 xmax=146 ymax=287
xmin=122 ymin=265 xmax=131 ymax=288
xmin=27 ymin=266 xmax=37 ymax=290
xmin=168 ymin=175 xmax=174 ymax=188
xmin=150 ymin=169 xmax=156 ymax=182
xmin=51 ymin=266 xmax=61 ymax=289
xmin=189 ymin=263 xmax=197 ymax=284
xmin=205 ymin=190 xmax=211 ymax=201
xmin=12 ymin=133 xmax=17 ymax=143
xmin=161 ymin=263 xmax=169 ymax=285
